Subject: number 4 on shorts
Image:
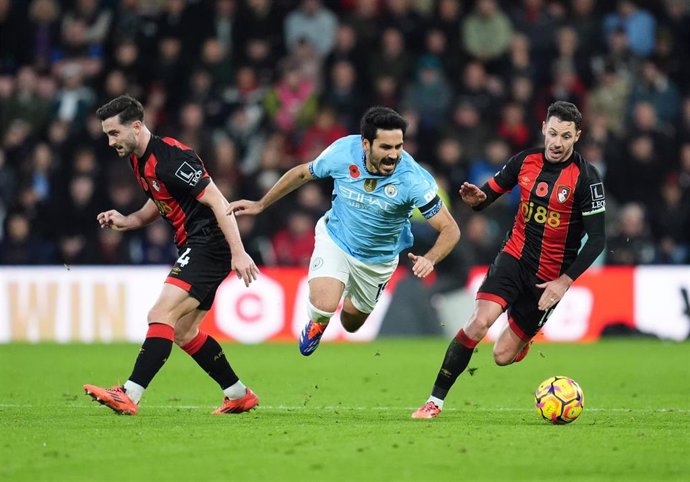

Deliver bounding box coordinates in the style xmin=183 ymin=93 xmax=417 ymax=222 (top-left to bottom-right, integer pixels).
xmin=176 ymin=247 xmax=191 ymax=267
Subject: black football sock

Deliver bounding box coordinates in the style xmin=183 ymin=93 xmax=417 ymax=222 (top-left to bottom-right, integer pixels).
xmin=181 ymin=331 xmax=239 ymax=389
xmin=430 ymin=329 xmax=479 ymax=400
xmin=128 ymin=323 xmax=175 ymax=388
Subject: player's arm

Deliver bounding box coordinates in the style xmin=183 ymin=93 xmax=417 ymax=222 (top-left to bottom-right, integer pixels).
xmin=198 ymin=181 xmax=259 ymax=287
xmin=97 ymin=199 xmax=160 ymax=231
xmin=227 ymin=163 xmax=315 ymax=216
xmin=537 ymin=169 xmax=607 ymax=310
xmin=536 ymin=211 xmax=606 ymax=310
xmin=467 ymin=153 xmax=523 ymax=211
xmin=564 ymin=211 xmax=606 ymax=282
xmin=407 ymin=204 xmax=461 ymax=278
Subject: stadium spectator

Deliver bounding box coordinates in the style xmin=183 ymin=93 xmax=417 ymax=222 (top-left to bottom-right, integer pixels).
xmin=603 ymin=0 xmax=656 ymax=58
xmin=462 ymin=0 xmax=513 ymax=68
xmin=271 ymin=209 xmax=315 ymax=266
xmin=606 ymin=202 xmax=656 ymax=265
xmin=402 ymin=54 xmax=453 ymax=136
xmin=284 ymin=0 xmax=338 ymax=58
xmin=650 ymin=175 xmax=690 ymax=264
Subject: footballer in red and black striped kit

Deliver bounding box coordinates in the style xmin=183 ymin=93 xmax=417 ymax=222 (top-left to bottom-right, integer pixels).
xmin=412 ymin=101 xmax=606 ymax=419
xmin=83 ymin=95 xmax=261 ymax=416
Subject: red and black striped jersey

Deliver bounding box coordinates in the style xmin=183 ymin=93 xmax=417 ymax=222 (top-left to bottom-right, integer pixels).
xmin=129 ymin=135 xmax=218 ymax=247
xmin=485 ymin=147 xmax=606 ymax=281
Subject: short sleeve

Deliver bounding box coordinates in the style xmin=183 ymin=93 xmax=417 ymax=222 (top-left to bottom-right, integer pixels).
xmin=309 ymin=141 xmax=341 ymax=179
xmin=410 ymin=168 xmax=441 ymax=219
xmin=576 ymin=164 xmax=606 ymax=216
xmin=488 ymin=153 xmax=522 ymax=194
xmin=158 ymin=150 xmax=210 ymax=198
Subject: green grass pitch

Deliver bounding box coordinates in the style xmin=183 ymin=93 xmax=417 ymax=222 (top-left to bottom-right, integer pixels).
xmin=1 ymin=338 xmax=689 ymax=481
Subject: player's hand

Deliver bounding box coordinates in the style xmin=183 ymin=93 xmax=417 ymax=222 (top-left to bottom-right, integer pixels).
xmin=231 ymin=251 xmax=260 ymax=287
xmin=459 ymin=182 xmax=487 ymax=207
xmin=536 ymin=276 xmax=572 ymax=311
xmin=97 ymin=210 xmax=129 ymax=231
xmin=408 ymin=252 xmax=434 ymax=278
xmin=227 ymin=200 xmax=263 ymax=217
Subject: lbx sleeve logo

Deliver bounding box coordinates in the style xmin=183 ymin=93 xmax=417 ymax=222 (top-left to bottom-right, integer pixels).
xmin=175 ymin=162 xmax=202 ymax=186
xmin=590 ymin=182 xmax=605 ymax=200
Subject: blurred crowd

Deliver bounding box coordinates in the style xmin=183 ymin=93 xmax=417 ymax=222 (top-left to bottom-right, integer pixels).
xmin=1 ymin=0 xmax=689 ymax=276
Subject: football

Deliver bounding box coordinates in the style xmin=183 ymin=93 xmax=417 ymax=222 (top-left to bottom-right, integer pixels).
xmin=534 ymin=376 xmax=584 ymax=424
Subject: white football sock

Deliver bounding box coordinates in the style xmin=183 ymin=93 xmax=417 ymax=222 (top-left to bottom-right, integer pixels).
xmin=223 ymin=380 xmax=247 ymax=400
xmin=123 ymin=380 xmax=145 ymax=404
xmin=428 ymin=396 xmax=444 ymax=409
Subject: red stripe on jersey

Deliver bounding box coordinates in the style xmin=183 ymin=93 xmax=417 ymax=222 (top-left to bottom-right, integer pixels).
xmin=488 ymin=177 xmax=508 ymax=193
xmin=161 ymin=137 xmax=192 ymax=151
xmin=477 ymin=292 xmax=508 ymax=310
xmin=504 ymin=153 xmax=542 ymax=260
xmin=144 ymin=153 xmax=189 ymax=246
xmin=166 ymin=276 xmax=191 ymax=291
xmin=163 ymin=136 xmax=211 ymax=183
xmin=536 ymin=162 xmax=580 ymax=281
xmin=195 ymin=184 xmax=208 ymax=200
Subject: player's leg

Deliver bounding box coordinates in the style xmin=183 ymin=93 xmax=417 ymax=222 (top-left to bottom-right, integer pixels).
xmin=493 ymin=286 xmax=558 ymax=365
xmin=84 ymin=283 xmax=197 ymax=414
xmin=340 ymin=298 xmax=369 ymax=332
xmin=299 ymin=217 xmax=349 ymax=356
xmin=412 ymin=252 xmax=520 ymax=419
xmin=300 ymin=276 xmax=345 ymax=356
xmin=411 ymin=299 xmax=504 ymax=419
xmin=175 ymin=309 xmax=259 ymax=414
xmin=339 ymin=254 xmax=397 ymax=333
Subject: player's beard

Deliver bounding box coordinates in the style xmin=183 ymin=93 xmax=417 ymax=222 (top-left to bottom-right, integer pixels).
xmin=368 ymin=150 xmax=400 ymax=176
xmin=113 ymin=136 xmax=137 ymax=158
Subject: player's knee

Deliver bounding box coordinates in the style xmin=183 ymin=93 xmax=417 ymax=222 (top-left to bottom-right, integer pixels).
xmin=465 ymin=315 xmax=492 ymax=339
xmin=493 ymin=351 xmax=514 ymax=366
xmin=147 ymin=307 xmax=166 ymax=325
xmin=307 ymin=301 xmax=335 ymax=325
xmin=174 ymin=327 xmax=196 ymax=346
xmin=492 ymin=344 xmax=515 ymax=366
xmin=340 ymin=312 xmax=368 ymax=333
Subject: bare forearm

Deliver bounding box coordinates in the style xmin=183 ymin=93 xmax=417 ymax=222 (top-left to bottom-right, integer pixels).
xmin=424 ymin=224 xmax=461 ymax=265
xmin=259 ymin=164 xmax=313 ymax=210
xmin=126 ymin=200 xmax=160 ymax=229
xmin=200 ymin=182 xmax=248 ymax=255
xmin=215 ymin=203 xmax=246 ymax=255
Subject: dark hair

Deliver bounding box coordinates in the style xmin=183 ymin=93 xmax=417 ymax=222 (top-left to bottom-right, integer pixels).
xmin=96 ymin=94 xmax=144 ymax=124
xmin=546 ymin=101 xmax=582 ymax=131
xmin=360 ymin=106 xmax=408 ymax=143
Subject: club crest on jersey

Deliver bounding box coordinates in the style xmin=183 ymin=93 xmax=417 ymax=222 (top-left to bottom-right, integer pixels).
xmin=364 ymin=179 xmax=378 ymax=192
xmin=349 ymin=164 xmax=360 ymax=178
xmin=148 ymin=178 xmax=161 ymax=191
xmin=557 ymin=185 xmax=571 ymax=203
xmin=384 ymin=184 xmax=398 ymax=198
xmin=535 ymin=181 xmax=549 ymax=197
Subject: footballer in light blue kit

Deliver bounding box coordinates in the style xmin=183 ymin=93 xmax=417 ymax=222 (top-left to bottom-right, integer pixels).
xmin=310 ymin=134 xmax=442 ymax=264
xmin=228 ymin=107 xmax=460 ymax=356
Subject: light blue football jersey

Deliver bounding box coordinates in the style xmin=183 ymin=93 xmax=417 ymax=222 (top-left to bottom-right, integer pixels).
xmin=309 ymin=135 xmax=442 ymax=263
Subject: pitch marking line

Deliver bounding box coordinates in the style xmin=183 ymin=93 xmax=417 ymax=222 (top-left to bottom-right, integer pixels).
xmin=1 ymin=403 xmax=689 ymax=413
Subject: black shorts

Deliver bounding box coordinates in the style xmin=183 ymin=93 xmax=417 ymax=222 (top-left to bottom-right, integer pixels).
xmin=165 ymin=234 xmax=231 ymax=311
xmin=477 ymin=251 xmax=558 ymax=341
